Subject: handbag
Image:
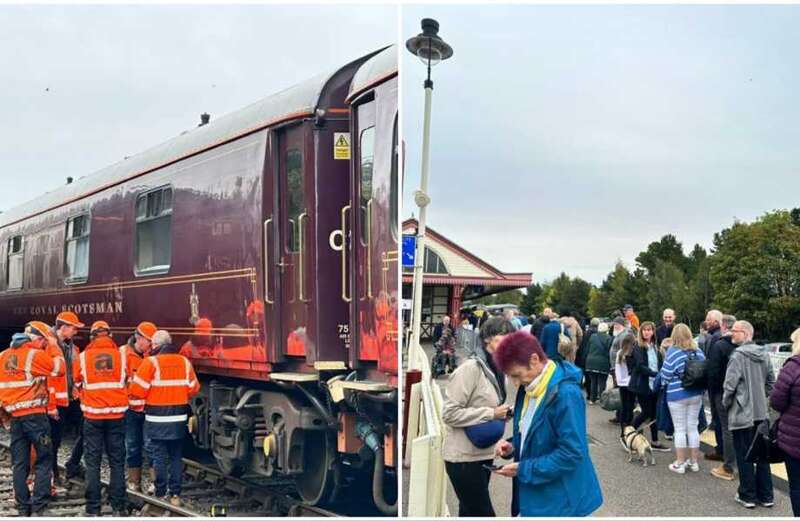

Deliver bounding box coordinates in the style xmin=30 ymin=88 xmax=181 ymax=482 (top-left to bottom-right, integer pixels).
xmin=745 ymin=419 xmax=785 ymax=464
xmin=599 ymin=387 xmax=621 ymax=412
xmin=464 ymin=419 xmax=506 ymax=449
xmin=681 ymin=350 xmax=708 ymax=390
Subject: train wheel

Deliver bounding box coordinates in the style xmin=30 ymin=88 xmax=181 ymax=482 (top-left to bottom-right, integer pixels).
xmin=295 ymin=430 xmax=337 ymax=505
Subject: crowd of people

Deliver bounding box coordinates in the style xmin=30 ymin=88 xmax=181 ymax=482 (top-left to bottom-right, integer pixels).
xmin=0 ymin=312 xmax=199 ymax=516
xmin=435 ymin=304 xmax=800 ymax=517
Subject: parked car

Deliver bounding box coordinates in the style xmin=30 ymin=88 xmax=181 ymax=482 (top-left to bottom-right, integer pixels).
xmin=764 ymin=342 xmax=793 ymax=376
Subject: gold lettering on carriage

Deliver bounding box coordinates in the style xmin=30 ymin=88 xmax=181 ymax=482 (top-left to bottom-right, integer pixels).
xmin=12 ymin=301 xmax=124 ymax=317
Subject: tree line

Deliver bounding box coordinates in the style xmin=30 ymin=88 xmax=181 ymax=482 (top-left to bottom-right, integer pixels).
xmin=474 ymin=208 xmax=800 ymax=342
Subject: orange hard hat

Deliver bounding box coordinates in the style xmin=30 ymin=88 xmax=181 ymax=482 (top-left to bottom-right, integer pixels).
xmin=136 ymin=321 xmax=157 ymax=341
xmin=194 ymin=318 xmax=213 ymax=334
xmin=56 ymin=311 xmax=84 ymax=328
xmin=90 ymin=320 xmax=111 ymax=335
xmin=25 ymin=321 xmax=53 ymax=340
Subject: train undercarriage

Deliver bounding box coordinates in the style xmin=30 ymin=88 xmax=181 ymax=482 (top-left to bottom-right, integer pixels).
xmin=189 ymin=372 xmax=398 ymax=515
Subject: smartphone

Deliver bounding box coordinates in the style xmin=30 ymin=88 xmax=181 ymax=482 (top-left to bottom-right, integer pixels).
xmin=505 ymin=408 xmax=514 ymax=419
xmin=482 ymin=464 xmax=502 ymax=472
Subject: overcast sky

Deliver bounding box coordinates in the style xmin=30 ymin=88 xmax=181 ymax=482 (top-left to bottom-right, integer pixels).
xmin=0 ymin=4 xmax=396 ymax=210
xmin=402 ymin=5 xmax=800 ymax=285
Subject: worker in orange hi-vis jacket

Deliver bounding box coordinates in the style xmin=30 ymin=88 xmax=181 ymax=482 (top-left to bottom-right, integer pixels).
xmin=121 ymin=321 xmax=157 ymax=492
xmin=0 ymin=321 xmax=64 ymax=516
xmin=46 ymin=311 xmax=84 ymax=484
xmin=130 ymin=329 xmax=200 ymax=507
xmin=74 ymin=321 xmax=129 ymax=516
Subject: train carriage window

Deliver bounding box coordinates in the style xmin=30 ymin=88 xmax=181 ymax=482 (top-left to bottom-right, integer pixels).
xmin=6 ymin=235 xmax=23 ymax=290
xmin=359 ymin=126 xmax=375 ymax=245
xmin=64 ymin=214 xmax=90 ymax=282
xmin=135 ymin=187 xmax=172 ymax=274
xmin=286 ymin=149 xmax=304 ymax=252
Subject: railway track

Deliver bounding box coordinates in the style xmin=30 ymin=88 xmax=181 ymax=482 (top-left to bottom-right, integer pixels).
xmin=0 ymin=435 xmax=338 ymax=517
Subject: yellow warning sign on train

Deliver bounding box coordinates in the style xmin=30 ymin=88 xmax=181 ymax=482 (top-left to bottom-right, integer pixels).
xmin=334 ymin=132 xmax=351 ymax=160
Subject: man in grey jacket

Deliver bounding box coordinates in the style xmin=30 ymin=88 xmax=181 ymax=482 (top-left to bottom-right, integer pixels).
xmin=722 ymin=320 xmax=775 ymax=509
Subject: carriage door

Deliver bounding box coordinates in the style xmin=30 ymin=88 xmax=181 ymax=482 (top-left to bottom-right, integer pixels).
xmin=353 ymin=98 xmax=378 ymax=363
xmin=277 ymin=123 xmax=310 ymax=358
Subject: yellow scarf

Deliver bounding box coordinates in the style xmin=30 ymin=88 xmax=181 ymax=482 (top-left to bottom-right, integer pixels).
xmin=519 ymin=360 xmax=557 ymax=426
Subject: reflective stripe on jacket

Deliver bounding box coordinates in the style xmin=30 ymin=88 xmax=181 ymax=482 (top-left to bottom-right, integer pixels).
xmin=0 ymin=343 xmax=63 ymax=417
xmin=130 ymin=352 xmax=200 ymax=426
xmin=46 ymin=333 xmax=79 ymax=409
xmin=76 ymin=336 xmax=130 ymax=420
xmin=121 ymin=344 xmax=146 ymax=412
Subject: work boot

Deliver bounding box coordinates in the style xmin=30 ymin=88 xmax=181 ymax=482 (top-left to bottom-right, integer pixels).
xmin=127 ymin=467 xmax=142 ymax=492
xmin=169 ymin=496 xmax=182 ymax=507
xmin=144 ymin=467 xmax=156 ymax=495
xmin=711 ymin=465 xmax=735 ymax=481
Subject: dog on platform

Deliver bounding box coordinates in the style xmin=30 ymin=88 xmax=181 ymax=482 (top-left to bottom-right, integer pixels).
xmin=623 ymin=425 xmax=656 ymax=466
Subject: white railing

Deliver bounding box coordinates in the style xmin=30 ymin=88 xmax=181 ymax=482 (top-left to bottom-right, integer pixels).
xmin=404 ymin=342 xmax=449 ymax=517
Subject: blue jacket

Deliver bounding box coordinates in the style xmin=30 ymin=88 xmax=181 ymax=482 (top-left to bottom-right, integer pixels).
xmin=511 ymin=361 xmax=603 ymax=517
xmin=540 ymin=321 xmax=570 ymax=361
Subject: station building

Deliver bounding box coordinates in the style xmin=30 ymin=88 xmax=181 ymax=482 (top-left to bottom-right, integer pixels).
xmin=401 ymin=218 xmax=533 ymax=339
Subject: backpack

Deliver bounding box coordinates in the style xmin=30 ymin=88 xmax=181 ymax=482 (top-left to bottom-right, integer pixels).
xmin=558 ymin=324 xmax=573 ymax=360
xmin=681 ymin=350 xmax=708 ymax=390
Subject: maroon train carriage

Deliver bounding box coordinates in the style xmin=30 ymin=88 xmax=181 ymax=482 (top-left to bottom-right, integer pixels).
xmin=0 ymin=46 xmax=398 ymax=513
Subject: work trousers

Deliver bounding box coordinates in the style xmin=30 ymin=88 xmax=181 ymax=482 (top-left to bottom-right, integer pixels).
xmin=51 ymin=400 xmax=85 ymax=478
xmin=125 ymin=410 xmax=153 ymax=468
xmin=10 ymin=414 xmax=52 ymax=515
xmin=83 ymin=417 xmax=126 ymax=515
xmin=709 ymin=391 xmax=736 ymax=471
xmin=444 ymin=459 xmax=495 ymax=517
xmin=632 ymin=392 xmax=659 ymax=442
xmin=732 ymin=423 xmax=773 ymax=504
xmin=785 ymin=452 xmax=800 ymax=516
xmin=151 ymin=438 xmax=184 ymax=497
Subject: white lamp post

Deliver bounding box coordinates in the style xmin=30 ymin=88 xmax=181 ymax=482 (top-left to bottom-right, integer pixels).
xmin=405 ymin=19 xmax=453 ymax=373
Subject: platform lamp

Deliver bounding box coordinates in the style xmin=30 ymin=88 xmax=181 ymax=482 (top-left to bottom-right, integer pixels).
xmin=405 ymin=18 xmax=453 ymax=374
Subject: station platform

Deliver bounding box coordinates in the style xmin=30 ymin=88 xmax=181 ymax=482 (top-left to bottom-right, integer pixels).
xmin=402 ymin=342 xmax=794 ymax=517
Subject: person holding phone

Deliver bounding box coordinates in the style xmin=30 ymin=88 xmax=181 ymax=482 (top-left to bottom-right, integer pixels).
xmin=441 ymin=316 xmax=515 ymax=517
xmin=492 ymin=330 xmax=603 ymax=517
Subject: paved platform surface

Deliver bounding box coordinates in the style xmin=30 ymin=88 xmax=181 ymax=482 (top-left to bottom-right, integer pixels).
xmin=402 ymin=342 xmax=793 ymax=517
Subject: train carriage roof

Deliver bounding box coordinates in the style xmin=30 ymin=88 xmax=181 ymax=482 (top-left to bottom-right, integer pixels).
xmin=0 ymin=47 xmax=391 ymax=231
xmin=347 ymin=46 xmax=397 ymax=103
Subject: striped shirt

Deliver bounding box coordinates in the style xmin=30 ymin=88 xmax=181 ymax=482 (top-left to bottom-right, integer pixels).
xmin=659 ymin=346 xmax=705 ymax=402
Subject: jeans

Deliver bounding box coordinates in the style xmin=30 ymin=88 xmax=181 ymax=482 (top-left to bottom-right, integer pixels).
xmin=632 ymin=393 xmax=659 ymax=442
xmin=51 ymin=400 xmax=85 ymax=478
xmin=125 ymin=410 xmax=153 ymax=468
xmin=84 ymin=418 xmax=126 ymax=514
xmin=587 ymin=372 xmax=606 ymax=402
xmin=444 ymin=459 xmax=495 ymax=517
xmin=151 ymin=438 xmax=184 ymax=497
xmin=667 ymin=395 xmax=703 ymax=449
xmin=785 ymin=452 xmax=800 ymax=516
xmin=709 ymin=391 xmax=736 ymax=471
xmin=10 ymin=414 xmax=52 ymax=515
xmin=732 ymin=423 xmax=773 ymax=504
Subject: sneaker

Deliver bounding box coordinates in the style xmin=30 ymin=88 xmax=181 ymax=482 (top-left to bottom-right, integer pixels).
xmin=668 ymin=461 xmax=686 ymax=474
xmin=758 ymin=500 xmax=774 ymax=508
xmin=665 ymin=434 xmax=674 ymax=441
xmin=650 ymin=442 xmax=671 ymax=452
xmin=687 ymin=460 xmax=700 ymax=472
xmin=704 ymin=452 xmax=723 ymax=461
xmin=735 ymin=494 xmax=756 ymax=509
xmin=711 ymin=465 xmax=735 ymax=481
